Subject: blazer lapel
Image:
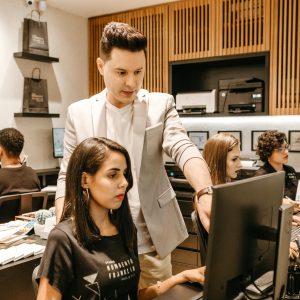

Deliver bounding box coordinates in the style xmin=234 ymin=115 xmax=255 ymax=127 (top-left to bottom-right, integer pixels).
xmin=132 ymin=93 xmax=148 ymax=179
xmin=91 ymin=89 xmax=107 ymax=138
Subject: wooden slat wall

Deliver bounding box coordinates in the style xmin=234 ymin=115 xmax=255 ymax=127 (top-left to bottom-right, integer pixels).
xmin=129 ymin=6 xmax=169 ymax=92
xmin=169 ymin=0 xmax=214 ymax=61
xmin=269 ymin=0 xmax=300 ymax=115
xmin=88 ymin=13 xmax=129 ymax=96
xmin=216 ymin=0 xmax=271 ymax=55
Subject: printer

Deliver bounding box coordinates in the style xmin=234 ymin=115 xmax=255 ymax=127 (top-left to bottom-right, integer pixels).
xmin=218 ymin=77 xmax=264 ymax=113
xmin=176 ymin=89 xmax=217 ymax=114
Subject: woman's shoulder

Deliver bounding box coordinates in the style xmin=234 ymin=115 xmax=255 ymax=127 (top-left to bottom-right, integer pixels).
xmin=50 ymin=219 xmax=73 ymax=239
xmin=284 ymin=164 xmax=296 ymax=173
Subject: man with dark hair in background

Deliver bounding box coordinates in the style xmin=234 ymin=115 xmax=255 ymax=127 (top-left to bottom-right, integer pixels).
xmin=0 ymin=127 xmax=40 ymax=196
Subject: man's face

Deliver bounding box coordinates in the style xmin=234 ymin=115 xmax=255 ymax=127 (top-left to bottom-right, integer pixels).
xmin=97 ymin=48 xmax=146 ymax=108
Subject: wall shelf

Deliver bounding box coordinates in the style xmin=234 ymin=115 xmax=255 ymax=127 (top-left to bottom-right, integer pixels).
xmin=13 ymin=52 xmax=59 ymax=63
xmin=14 ymin=112 xmax=60 ymax=118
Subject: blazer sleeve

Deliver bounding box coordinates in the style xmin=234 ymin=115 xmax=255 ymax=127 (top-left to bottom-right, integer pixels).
xmin=161 ymin=93 xmax=204 ymax=170
xmin=56 ymin=105 xmax=78 ymax=200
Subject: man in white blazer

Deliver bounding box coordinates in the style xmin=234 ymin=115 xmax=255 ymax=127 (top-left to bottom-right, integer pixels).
xmin=56 ymin=22 xmax=212 ymax=289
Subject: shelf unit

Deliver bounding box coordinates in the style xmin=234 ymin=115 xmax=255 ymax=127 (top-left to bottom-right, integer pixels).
xmin=13 ymin=52 xmax=59 ymax=63
xmin=14 ymin=112 xmax=60 ymax=118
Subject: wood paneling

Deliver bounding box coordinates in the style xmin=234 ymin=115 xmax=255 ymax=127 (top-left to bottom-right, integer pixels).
xmin=169 ymin=0 xmax=214 ymax=61
xmin=215 ymin=0 xmax=271 ymax=55
xmin=269 ymin=0 xmax=300 ymax=115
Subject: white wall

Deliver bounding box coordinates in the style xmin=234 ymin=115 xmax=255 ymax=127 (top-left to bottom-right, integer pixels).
xmin=181 ymin=115 xmax=300 ymax=171
xmin=0 ymin=0 xmax=88 ymax=169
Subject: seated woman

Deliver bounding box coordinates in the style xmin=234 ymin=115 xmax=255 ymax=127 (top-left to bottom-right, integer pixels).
xmin=37 ymin=137 xmax=205 ymax=300
xmin=202 ymin=133 xmax=242 ymax=185
xmin=0 ymin=128 xmax=40 ymax=196
xmin=255 ymin=130 xmax=298 ymax=201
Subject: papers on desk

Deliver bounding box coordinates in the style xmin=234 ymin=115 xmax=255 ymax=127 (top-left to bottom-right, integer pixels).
xmin=0 ymin=220 xmax=36 ymax=245
xmin=0 ymin=243 xmax=45 ymax=265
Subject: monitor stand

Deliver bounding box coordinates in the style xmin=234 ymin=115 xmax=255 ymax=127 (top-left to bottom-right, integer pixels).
xmin=273 ymin=203 xmax=293 ymax=299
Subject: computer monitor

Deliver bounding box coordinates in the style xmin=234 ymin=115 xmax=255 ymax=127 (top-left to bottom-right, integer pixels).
xmin=52 ymin=128 xmax=64 ymax=159
xmin=203 ymin=172 xmax=289 ymax=299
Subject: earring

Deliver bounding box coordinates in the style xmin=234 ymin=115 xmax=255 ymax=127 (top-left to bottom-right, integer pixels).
xmin=110 ymin=209 xmax=113 ymax=215
xmin=85 ymin=188 xmax=90 ymax=201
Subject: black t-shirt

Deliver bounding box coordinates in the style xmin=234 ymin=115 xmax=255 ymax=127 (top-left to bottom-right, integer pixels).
xmin=38 ymin=220 xmax=140 ymax=300
xmin=255 ymin=162 xmax=298 ymax=200
xmin=0 ymin=164 xmax=40 ymax=196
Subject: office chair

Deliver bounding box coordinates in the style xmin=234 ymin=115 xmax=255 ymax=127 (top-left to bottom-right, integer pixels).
xmin=0 ymin=191 xmax=48 ymax=223
xmin=32 ymin=265 xmax=40 ymax=298
xmin=191 ymin=210 xmax=208 ymax=266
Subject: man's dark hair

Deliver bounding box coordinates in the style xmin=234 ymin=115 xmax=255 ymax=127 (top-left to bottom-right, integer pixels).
xmin=61 ymin=137 xmax=136 ymax=255
xmin=100 ymin=22 xmax=147 ymax=60
xmin=0 ymin=128 xmax=24 ymax=158
xmin=256 ymin=130 xmax=287 ymax=162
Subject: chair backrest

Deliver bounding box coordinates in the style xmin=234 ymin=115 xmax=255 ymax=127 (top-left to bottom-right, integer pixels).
xmin=0 ymin=192 xmax=48 ymax=223
xmin=32 ymin=264 xmax=40 ymax=298
xmin=191 ymin=210 xmax=208 ymax=266
xmin=0 ymin=194 xmax=21 ymax=223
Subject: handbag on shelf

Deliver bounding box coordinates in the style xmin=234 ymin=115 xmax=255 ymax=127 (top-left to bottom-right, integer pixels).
xmin=23 ymin=67 xmax=49 ymax=113
xmin=22 ymin=10 xmax=49 ymax=56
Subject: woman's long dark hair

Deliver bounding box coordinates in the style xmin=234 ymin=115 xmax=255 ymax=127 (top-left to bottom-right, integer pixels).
xmin=61 ymin=137 xmax=135 ymax=254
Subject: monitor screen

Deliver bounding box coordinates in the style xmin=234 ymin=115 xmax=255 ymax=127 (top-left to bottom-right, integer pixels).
xmin=52 ymin=128 xmax=65 ymax=159
xmin=203 ymin=172 xmax=286 ymax=299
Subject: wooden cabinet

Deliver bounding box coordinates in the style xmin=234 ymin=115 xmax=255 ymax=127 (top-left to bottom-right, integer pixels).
xmin=169 ymin=0 xmax=215 ymax=61
xmin=88 ymin=0 xmax=300 ymax=115
xmin=269 ymin=0 xmax=300 ymax=115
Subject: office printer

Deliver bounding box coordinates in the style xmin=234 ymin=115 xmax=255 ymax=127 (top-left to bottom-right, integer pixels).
xmin=176 ymin=90 xmax=216 ymax=113
xmin=218 ymin=77 xmax=264 ymax=113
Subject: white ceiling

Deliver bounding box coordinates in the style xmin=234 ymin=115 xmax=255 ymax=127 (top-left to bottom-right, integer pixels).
xmin=47 ymin=0 xmax=177 ymax=18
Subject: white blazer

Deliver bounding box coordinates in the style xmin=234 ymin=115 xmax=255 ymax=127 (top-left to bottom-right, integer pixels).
xmin=57 ymin=89 xmax=203 ymax=258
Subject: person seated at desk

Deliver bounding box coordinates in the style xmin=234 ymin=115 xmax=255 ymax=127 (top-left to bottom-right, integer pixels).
xmin=255 ymin=130 xmax=298 ymax=202
xmin=194 ymin=133 xmax=242 ymax=261
xmin=255 ymin=130 xmax=300 ymax=258
xmin=37 ymin=137 xmax=205 ymax=300
xmin=202 ymin=133 xmax=242 ymax=186
xmin=0 ymin=128 xmax=40 ymax=196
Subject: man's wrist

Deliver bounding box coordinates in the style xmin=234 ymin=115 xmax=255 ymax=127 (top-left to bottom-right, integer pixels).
xmin=195 ymin=186 xmax=213 ymax=202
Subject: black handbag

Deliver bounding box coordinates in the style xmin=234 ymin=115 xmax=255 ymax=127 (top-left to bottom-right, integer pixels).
xmin=23 ymin=68 xmax=49 ymax=113
xmin=22 ymin=10 xmax=49 ymax=56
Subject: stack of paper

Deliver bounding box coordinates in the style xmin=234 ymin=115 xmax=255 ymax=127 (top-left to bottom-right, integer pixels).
xmin=0 ymin=243 xmax=45 ymax=265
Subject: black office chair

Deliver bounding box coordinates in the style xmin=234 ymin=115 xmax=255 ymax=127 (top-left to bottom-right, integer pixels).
xmin=0 ymin=191 xmax=48 ymax=223
xmin=191 ymin=210 xmax=208 ymax=266
xmin=32 ymin=265 xmax=40 ymax=298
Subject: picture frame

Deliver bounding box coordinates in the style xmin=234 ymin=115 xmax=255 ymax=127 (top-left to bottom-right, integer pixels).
xmin=251 ymin=130 xmax=267 ymax=151
xmin=188 ymin=131 xmax=209 ymax=150
xmin=218 ymin=130 xmax=242 ymax=150
xmin=288 ymin=130 xmax=300 ymax=152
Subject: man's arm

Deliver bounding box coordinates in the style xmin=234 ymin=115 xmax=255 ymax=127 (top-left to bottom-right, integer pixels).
xmin=55 ymin=196 xmax=64 ymax=223
xmin=183 ymin=157 xmax=212 ymax=232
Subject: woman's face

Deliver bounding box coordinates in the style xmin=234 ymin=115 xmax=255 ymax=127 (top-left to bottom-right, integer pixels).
xmin=268 ymin=142 xmax=289 ymax=166
xmin=85 ymin=151 xmax=129 ymax=213
xmin=226 ymin=144 xmax=242 ymax=180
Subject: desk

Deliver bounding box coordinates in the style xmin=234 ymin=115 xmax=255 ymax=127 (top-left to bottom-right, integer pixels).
xmin=154 ymin=284 xmax=202 ymax=300
xmin=0 ymin=235 xmax=46 ymax=300
xmin=35 ymin=168 xmax=59 ymax=188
